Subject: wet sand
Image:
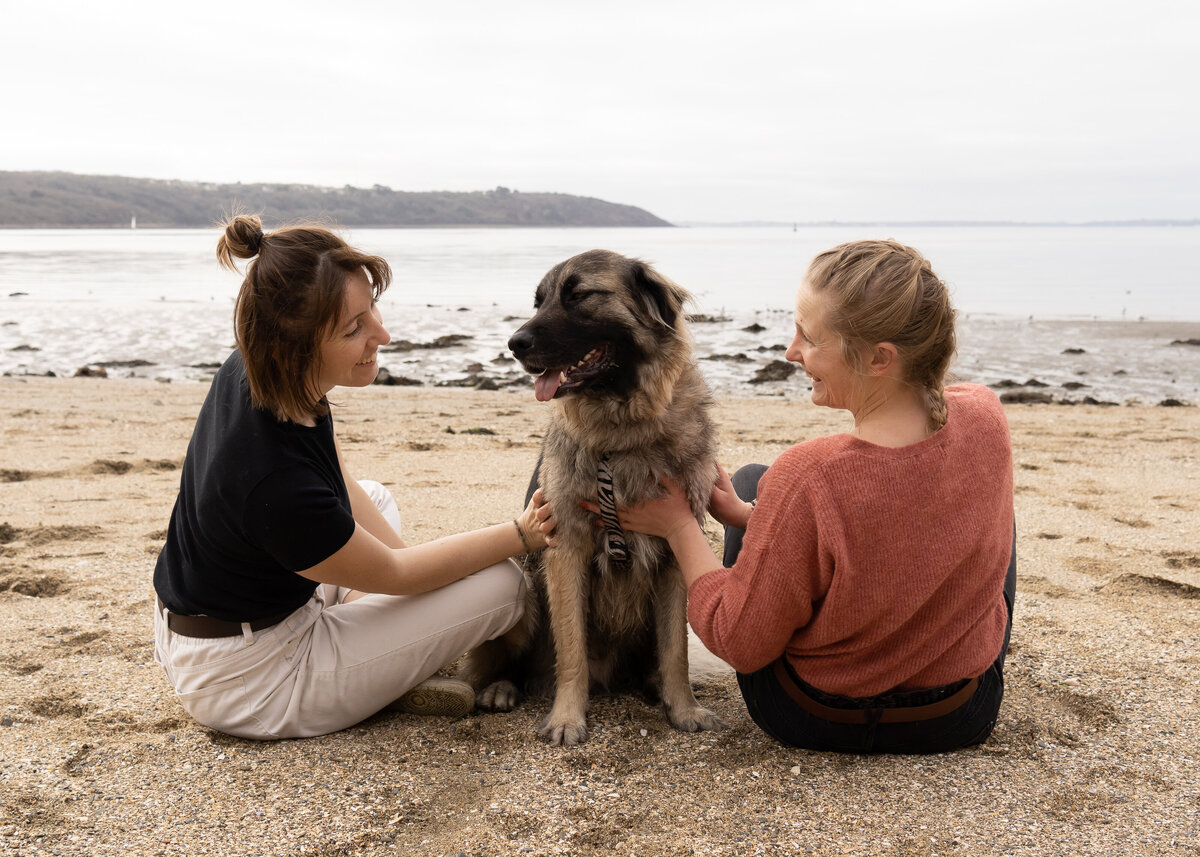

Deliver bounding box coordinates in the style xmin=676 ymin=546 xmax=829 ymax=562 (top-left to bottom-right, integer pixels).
xmin=1 ymin=377 xmax=1197 ymax=856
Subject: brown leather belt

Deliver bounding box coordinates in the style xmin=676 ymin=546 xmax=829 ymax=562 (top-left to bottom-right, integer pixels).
xmin=158 ymin=598 xmax=294 ymax=639
xmin=772 ymin=659 xmax=979 ymax=725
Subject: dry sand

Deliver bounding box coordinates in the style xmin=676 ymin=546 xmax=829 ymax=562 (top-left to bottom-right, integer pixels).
xmin=1 ymin=377 xmax=1197 ymax=856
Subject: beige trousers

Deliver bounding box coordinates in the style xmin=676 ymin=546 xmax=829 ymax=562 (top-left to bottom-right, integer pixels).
xmin=153 ymin=480 xmax=525 ymax=739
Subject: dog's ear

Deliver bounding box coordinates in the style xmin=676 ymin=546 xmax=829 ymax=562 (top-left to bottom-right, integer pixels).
xmin=631 ymin=261 xmax=690 ymax=331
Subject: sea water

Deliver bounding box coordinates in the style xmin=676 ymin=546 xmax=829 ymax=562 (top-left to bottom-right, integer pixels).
xmin=1 ymin=225 xmax=1198 ymax=403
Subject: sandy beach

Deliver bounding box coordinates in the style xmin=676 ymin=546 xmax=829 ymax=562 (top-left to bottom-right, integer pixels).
xmin=1 ymin=376 xmax=1197 ymax=856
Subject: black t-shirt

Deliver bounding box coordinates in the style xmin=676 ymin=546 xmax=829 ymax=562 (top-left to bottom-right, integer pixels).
xmin=153 ymin=352 xmax=356 ymax=621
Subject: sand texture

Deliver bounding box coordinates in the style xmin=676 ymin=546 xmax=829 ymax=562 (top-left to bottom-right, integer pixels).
xmin=1 ymin=377 xmax=1198 ymax=856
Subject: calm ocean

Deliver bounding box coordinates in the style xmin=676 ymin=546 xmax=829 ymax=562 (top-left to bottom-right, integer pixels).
xmin=2 ymin=225 xmax=1198 ymax=403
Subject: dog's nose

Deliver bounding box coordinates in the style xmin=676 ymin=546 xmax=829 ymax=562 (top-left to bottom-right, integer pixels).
xmin=508 ymin=328 xmax=534 ymax=357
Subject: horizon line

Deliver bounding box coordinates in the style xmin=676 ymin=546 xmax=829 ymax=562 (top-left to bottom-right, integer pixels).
xmin=673 ymin=219 xmax=1200 ymax=228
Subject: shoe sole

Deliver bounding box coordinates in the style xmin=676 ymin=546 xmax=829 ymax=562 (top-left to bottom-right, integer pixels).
xmin=391 ymin=678 xmax=475 ymax=717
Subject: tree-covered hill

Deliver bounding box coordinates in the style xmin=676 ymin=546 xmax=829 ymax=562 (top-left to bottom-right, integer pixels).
xmin=0 ymin=172 xmax=672 ymax=228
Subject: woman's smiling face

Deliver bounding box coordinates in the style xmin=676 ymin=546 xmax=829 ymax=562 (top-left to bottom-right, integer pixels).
xmin=785 ymin=280 xmax=864 ymax=412
xmin=315 ymin=270 xmax=390 ymax=396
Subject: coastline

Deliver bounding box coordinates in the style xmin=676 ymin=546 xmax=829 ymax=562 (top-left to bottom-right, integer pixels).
xmin=1 ymin=378 xmax=1198 ymax=856
xmin=3 ymin=312 xmax=1200 ymax=407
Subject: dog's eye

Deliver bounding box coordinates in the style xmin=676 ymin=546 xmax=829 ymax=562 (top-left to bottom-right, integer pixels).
xmin=564 ymin=289 xmax=599 ymax=306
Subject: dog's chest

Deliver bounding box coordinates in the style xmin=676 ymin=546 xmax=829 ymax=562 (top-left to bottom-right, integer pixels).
xmin=584 ymin=549 xmax=665 ymax=636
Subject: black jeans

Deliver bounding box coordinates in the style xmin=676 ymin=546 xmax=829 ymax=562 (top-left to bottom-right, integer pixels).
xmin=724 ymin=464 xmax=1017 ymax=754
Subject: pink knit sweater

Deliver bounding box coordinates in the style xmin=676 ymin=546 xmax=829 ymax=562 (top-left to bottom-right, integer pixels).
xmin=688 ymin=384 xmax=1014 ymax=696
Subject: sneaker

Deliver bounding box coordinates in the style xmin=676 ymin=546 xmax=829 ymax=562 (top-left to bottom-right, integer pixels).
xmin=389 ymin=677 xmax=475 ymax=717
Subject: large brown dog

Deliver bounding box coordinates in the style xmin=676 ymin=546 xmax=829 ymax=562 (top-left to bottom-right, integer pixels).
xmin=460 ymin=249 xmax=723 ymax=746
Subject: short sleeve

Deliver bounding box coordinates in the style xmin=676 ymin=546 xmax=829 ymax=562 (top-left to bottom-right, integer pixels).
xmin=242 ymin=466 xmax=357 ymax=572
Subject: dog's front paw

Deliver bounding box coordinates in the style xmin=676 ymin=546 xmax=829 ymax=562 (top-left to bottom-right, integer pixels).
xmin=538 ymin=714 xmax=588 ymax=747
xmin=667 ymin=704 xmax=725 ymax=733
xmin=476 ymin=680 xmax=520 ymax=711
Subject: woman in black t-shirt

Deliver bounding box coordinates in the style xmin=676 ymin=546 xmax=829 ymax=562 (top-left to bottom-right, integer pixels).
xmin=152 ymin=214 xmax=554 ymax=739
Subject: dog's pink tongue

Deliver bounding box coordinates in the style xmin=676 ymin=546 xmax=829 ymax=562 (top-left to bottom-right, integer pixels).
xmin=534 ymin=370 xmax=562 ymax=402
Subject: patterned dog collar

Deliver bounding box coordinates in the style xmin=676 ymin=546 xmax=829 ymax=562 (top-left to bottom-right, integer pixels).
xmin=596 ymin=454 xmax=629 ymax=565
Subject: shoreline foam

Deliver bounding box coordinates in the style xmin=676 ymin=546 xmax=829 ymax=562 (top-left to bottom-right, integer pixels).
xmin=3 ymin=307 xmax=1199 ymax=406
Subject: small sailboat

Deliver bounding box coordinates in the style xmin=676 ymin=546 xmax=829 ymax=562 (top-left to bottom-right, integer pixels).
xmin=130 ymin=213 xmax=137 ymax=229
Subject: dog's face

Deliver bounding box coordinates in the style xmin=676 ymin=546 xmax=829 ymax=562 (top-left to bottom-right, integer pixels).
xmin=509 ymin=250 xmax=690 ymax=401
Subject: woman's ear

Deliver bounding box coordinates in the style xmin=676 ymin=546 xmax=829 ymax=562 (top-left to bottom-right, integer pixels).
xmin=866 ymin=342 xmax=900 ymax=377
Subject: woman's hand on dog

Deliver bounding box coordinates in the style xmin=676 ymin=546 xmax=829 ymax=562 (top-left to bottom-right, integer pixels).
xmin=591 ymin=465 xmax=751 ymax=534
xmin=584 ymin=478 xmax=724 ymax=586
xmin=519 ymin=487 xmax=558 ymax=550
xmin=707 ymin=464 xmax=754 ymax=530
xmin=587 ymin=477 xmax=696 ymax=542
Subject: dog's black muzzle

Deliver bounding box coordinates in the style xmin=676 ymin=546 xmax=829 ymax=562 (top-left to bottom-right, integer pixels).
xmin=508 ymin=325 xmax=538 ymax=364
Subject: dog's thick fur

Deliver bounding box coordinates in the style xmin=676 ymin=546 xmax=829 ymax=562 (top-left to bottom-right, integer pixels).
xmin=460 ymin=249 xmax=723 ymax=746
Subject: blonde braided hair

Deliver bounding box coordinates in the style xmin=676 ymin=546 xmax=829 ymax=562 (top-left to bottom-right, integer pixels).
xmin=805 ymin=239 xmax=957 ymax=430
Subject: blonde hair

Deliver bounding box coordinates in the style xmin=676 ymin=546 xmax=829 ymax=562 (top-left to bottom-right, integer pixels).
xmin=217 ymin=213 xmax=391 ymax=423
xmin=805 ymin=239 xmax=957 ymax=430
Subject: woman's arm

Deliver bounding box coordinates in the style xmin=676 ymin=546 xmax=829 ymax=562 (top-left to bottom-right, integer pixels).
xmin=299 ymin=488 xmax=554 ymax=596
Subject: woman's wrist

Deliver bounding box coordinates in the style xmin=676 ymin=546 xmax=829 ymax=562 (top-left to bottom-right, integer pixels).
xmin=667 ymin=518 xmax=722 ymax=587
xmin=663 ymin=515 xmax=698 ymax=545
xmin=513 ymin=519 xmax=532 ymax=554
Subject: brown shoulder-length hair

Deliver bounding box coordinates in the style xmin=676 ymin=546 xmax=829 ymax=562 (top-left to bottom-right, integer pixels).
xmin=217 ymin=213 xmax=391 ymax=423
xmin=805 ymin=239 xmax=957 ymax=430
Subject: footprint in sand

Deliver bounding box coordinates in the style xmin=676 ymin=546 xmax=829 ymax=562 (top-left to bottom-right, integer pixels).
xmin=1017 ymin=574 xmax=1073 ymax=599
xmin=1099 ymin=573 xmax=1200 ymax=600
xmin=27 ymin=691 xmax=92 ymax=719
xmin=87 ymin=458 xmax=180 ymax=475
xmin=89 ymin=459 xmax=134 ymax=475
xmin=1 ymin=655 xmax=44 ymax=675
xmin=0 ymin=566 xmax=67 ymax=596
xmin=5 ymin=524 xmax=102 ymax=546
xmin=1046 ymin=685 xmax=1122 ymax=729
xmin=1067 ymin=556 xmax=1119 ymax=579
xmin=55 ymin=629 xmax=109 ymax=653
xmin=1162 ymin=550 xmax=1200 ymax=570
xmin=2 ymin=459 xmax=179 ymax=482
xmin=1044 ymin=763 xmax=1164 ymax=821
xmin=1113 ymin=515 xmax=1152 ymax=529
xmin=3 ymin=785 xmax=64 ymax=827
xmin=998 ymin=656 xmax=1122 ymax=754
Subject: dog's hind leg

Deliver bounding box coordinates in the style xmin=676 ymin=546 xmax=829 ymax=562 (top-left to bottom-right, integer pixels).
xmin=655 ymin=569 xmax=725 ymax=733
xmin=539 ymin=547 xmax=591 ymax=746
xmin=459 ymin=584 xmax=539 ymax=711
xmin=460 ymin=635 xmax=523 ymax=711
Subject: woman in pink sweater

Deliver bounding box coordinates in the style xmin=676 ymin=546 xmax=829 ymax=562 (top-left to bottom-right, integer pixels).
xmin=615 ymin=240 xmax=1015 ymax=753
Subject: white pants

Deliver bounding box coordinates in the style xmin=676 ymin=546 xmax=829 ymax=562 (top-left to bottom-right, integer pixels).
xmin=153 ymin=480 xmax=525 ymax=739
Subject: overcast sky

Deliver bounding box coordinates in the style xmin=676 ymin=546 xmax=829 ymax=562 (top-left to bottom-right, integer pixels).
xmin=3 ymin=0 xmax=1196 ymax=224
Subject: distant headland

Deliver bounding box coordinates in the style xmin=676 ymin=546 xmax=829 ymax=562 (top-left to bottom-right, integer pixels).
xmin=0 ymin=171 xmax=673 ymax=228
